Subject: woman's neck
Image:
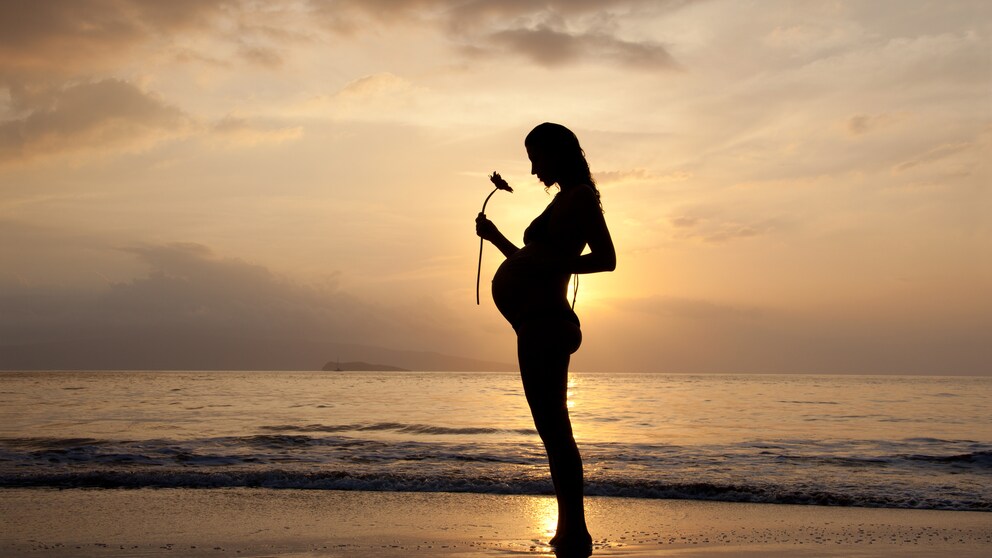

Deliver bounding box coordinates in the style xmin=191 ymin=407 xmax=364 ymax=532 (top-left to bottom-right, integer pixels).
xmin=558 ymin=180 xmax=590 ymax=193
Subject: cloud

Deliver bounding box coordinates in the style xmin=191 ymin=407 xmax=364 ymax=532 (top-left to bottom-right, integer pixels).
xmin=669 ymin=215 xmax=699 ymax=228
xmin=209 ymin=115 xmax=303 ymax=146
xmin=0 ymin=240 xmax=375 ymax=356
xmin=298 ymin=73 xmax=425 ymax=121
xmin=0 ymin=0 xmax=232 ymax=82
xmin=0 ymin=0 xmax=299 ymax=126
xmin=596 ymin=168 xmax=691 ymax=185
xmin=102 ymin=243 xmax=351 ymax=332
xmin=483 ymin=25 xmax=680 ymax=69
xmin=318 ymin=0 xmax=694 ymax=32
xmin=0 ymin=238 xmax=510 ymax=370
xmin=337 ymin=73 xmax=416 ymax=99
xmin=667 ymin=211 xmax=782 ymax=244
xmin=238 ymin=45 xmax=285 ymax=69
xmin=0 ymin=79 xmax=189 ymax=164
xmin=793 ymin=30 xmax=989 ymax=92
xmin=308 ymin=0 xmax=683 ymax=70
xmin=0 ymin=78 xmax=301 ymax=163
xmin=892 ymin=141 xmax=974 ymax=173
xmin=846 ymin=113 xmax=900 ymax=136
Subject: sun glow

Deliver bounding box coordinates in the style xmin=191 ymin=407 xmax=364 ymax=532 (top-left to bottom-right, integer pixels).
xmin=526 ymin=496 xmax=559 ymax=544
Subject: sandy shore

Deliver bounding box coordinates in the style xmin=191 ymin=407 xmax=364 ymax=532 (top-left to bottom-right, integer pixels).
xmin=2 ymin=488 xmax=990 ymax=557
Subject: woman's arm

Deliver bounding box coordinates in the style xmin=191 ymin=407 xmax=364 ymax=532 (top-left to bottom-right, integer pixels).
xmin=567 ymin=187 xmax=616 ymax=274
xmin=476 ymin=213 xmax=519 ymax=258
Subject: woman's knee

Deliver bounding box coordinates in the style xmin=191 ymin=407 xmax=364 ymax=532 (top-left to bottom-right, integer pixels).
xmin=534 ymin=412 xmax=572 ymax=447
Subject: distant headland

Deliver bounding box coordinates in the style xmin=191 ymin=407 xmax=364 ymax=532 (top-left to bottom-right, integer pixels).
xmin=321 ymin=361 xmax=409 ymax=372
xmin=0 ymin=333 xmax=513 ymax=371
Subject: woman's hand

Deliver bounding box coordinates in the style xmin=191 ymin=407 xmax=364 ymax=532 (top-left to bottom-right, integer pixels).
xmin=476 ymin=213 xmax=519 ymax=258
xmin=476 ymin=213 xmax=500 ymax=241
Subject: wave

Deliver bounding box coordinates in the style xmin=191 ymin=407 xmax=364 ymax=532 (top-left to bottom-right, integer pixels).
xmin=769 ymin=449 xmax=992 ymax=470
xmin=4 ymin=435 xmax=990 ymax=469
xmin=2 ymin=435 xmax=990 ymax=512
xmin=902 ymin=450 xmax=992 ymax=466
xmin=1 ymin=469 xmax=988 ymax=512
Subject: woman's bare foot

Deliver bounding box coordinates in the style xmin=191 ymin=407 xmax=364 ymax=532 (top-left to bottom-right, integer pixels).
xmin=549 ymin=529 xmax=592 ymax=557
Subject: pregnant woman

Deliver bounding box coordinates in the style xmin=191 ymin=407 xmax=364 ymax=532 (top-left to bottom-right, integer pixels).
xmin=476 ymin=123 xmax=616 ymax=555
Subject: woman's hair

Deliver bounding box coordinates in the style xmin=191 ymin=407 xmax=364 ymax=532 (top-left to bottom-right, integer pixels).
xmin=525 ymin=122 xmax=603 ymax=211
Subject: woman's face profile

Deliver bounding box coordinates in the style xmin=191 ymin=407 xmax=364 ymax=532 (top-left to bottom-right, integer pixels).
xmin=527 ymin=145 xmax=556 ymax=187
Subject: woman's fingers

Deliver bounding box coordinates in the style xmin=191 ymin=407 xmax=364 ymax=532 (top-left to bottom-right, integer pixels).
xmin=476 ymin=214 xmax=496 ymax=239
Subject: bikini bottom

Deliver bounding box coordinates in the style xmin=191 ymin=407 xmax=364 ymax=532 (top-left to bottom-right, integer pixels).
xmin=513 ymin=307 xmax=582 ymax=355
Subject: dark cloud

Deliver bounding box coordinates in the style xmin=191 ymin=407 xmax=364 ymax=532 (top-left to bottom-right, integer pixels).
xmin=101 ymin=243 xmax=353 ymax=333
xmin=488 ymin=26 xmax=581 ymax=67
xmin=308 ymin=0 xmax=685 ymax=70
xmin=0 ymin=2 xmax=234 ymax=162
xmin=0 ymin=0 xmax=685 ymax=85
xmin=0 ymin=0 xmax=686 ymax=166
xmin=484 ymin=26 xmax=679 ymax=69
xmin=0 ymin=0 xmax=292 ymax=150
xmin=0 ymin=240 xmax=510 ymax=370
xmin=312 ymin=0 xmax=694 ymax=28
xmin=0 ymin=241 xmax=353 ymax=337
xmin=846 ymin=113 xmax=899 ymax=136
xmin=0 ymin=0 xmax=232 ymax=81
xmin=0 ymin=79 xmax=188 ymax=164
xmin=238 ymin=45 xmax=284 ymax=69
xmin=847 ymin=114 xmax=873 ymax=135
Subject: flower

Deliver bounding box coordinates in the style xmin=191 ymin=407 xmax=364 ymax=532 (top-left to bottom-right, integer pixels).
xmin=489 ymin=171 xmax=513 ymax=193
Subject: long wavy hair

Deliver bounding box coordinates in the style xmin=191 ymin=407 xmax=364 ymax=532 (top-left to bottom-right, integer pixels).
xmin=525 ymin=122 xmax=603 ymax=212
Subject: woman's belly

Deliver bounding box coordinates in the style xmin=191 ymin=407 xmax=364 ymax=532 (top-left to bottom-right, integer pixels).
xmin=492 ymin=247 xmax=573 ymax=330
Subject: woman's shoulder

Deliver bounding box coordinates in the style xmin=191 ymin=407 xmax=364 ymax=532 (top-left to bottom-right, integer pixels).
xmin=559 ymin=183 xmax=600 ymax=212
xmin=561 ymin=183 xmax=597 ymax=201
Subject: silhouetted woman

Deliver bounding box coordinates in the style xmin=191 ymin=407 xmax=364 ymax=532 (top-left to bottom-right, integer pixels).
xmin=476 ymin=123 xmax=616 ymax=555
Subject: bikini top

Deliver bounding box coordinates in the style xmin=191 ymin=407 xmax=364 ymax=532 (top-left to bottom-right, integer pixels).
xmin=522 ymin=194 xmax=581 ymax=309
xmin=522 ymin=195 xmax=559 ymax=246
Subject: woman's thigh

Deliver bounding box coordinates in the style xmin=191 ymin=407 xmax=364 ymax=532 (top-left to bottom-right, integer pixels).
xmin=516 ymin=317 xmax=582 ymax=415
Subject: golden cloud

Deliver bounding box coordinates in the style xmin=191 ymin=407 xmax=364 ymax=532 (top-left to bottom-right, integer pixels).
xmin=0 ymin=79 xmax=189 ymax=165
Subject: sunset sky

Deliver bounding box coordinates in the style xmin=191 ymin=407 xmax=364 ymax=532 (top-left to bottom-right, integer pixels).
xmin=1 ymin=0 xmax=989 ymax=374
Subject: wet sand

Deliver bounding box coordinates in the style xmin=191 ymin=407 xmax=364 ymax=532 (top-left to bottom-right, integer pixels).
xmin=2 ymin=488 xmax=990 ymax=557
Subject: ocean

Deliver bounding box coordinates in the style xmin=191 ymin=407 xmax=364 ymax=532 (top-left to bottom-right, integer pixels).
xmin=1 ymin=371 xmax=989 ymax=511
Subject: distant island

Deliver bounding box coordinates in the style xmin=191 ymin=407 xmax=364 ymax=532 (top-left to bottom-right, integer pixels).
xmin=0 ymin=333 xmax=513 ymax=371
xmin=321 ymin=360 xmax=409 ymax=372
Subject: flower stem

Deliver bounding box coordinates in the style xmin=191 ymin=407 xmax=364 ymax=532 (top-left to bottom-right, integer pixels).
xmin=476 ymin=187 xmax=498 ymax=305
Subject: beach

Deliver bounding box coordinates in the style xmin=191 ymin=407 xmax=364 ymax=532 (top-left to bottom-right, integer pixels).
xmin=3 ymin=371 xmax=990 ymax=556
xmin=2 ymin=488 xmax=990 ymax=557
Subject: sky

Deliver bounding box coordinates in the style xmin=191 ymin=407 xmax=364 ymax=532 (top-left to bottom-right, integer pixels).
xmin=0 ymin=0 xmax=989 ymax=374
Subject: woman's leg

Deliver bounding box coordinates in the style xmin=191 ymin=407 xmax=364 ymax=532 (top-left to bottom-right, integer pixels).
xmin=517 ymin=319 xmax=590 ymax=550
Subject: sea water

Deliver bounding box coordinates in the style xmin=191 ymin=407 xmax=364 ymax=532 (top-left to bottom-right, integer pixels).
xmin=0 ymin=371 xmax=989 ymax=511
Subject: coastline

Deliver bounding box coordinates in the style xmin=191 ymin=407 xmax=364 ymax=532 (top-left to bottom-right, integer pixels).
xmin=2 ymin=488 xmax=990 ymax=557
